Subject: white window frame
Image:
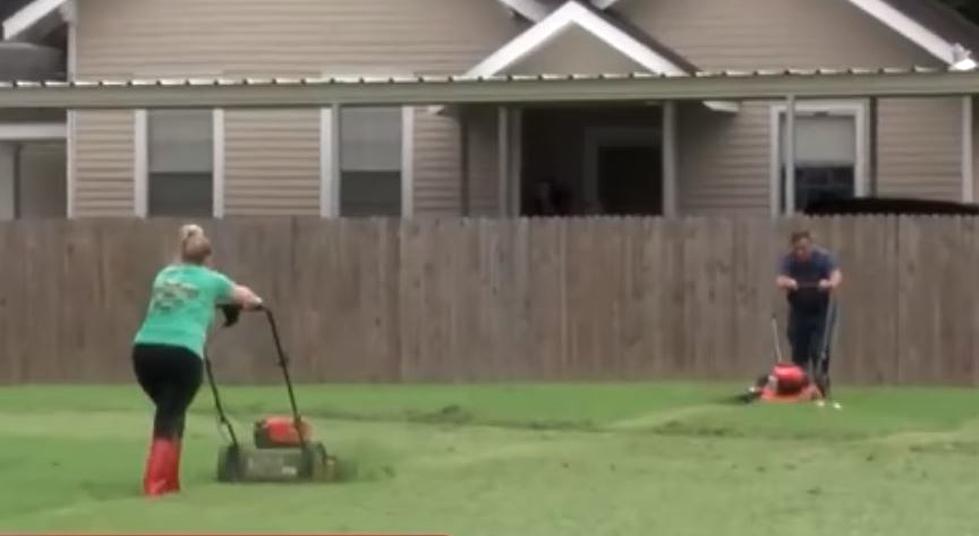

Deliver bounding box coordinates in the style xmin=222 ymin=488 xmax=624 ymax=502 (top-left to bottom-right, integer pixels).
xmin=769 ymin=100 xmax=869 ymax=216
xmin=134 ymin=109 xmax=224 ymax=218
xmin=0 ymin=123 xmax=68 ymax=221
xmin=319 ymin=70 xmax=414 ymax=219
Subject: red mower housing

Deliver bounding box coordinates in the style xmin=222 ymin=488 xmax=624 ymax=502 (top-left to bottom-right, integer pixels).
xmin=253 ymin=416 xmax=313 ymax=448
xmin=772 ymin=363 xmax=807 ymax=393
xmin=740 ymin=363 xmax=824 ymax=404
xmin=758 ymin=363 xmax=823 ymax=403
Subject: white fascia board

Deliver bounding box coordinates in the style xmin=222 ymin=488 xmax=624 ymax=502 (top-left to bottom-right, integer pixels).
xmin=952 ymin=56 xmax=977 ymax=71
xmin=847 ymin=0 xmax=969 ymax=67
xmin=3 ymin=0 xmax=67 ymax=41
xmin=703 ymin=100 xmax=741 ymax=113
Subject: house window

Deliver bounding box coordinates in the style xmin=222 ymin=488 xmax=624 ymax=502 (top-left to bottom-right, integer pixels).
xmin=147 ymin=109 xmax=213 ymax=217
xmin=339 ymin=107 xmax=402 ymax=217
xmin=0 ymin=125 xmax=67 ymax=221
xmin=774 ymin=103 xmax=865 ymax=214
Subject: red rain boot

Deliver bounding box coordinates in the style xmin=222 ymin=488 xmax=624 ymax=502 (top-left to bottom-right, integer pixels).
xmin=143 ymin=437 xmax=178 ymax=496
xmin=142 ymin=438 xmax=168 ymax=496
xmin=166 ymin=439 xmax=182 ymax=493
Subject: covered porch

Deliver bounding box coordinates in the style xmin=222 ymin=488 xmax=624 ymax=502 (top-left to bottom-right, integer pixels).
xmin=2 ymin=68 xmax=979 ymax=219
xmin=459 ymin=102 xmax=671 ymax=218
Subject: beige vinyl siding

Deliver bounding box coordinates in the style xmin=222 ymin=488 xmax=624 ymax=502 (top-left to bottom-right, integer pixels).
xmin=414 ymin=109 xmax=462 ymax=216
xmin=224 ymin=110 xmax=320 ymax=216
xmin=876 ymin=98 xmax=962 ymax=201
xmin=616 ymin=0 xmax=961 ymax=212
xmin=73 ymin=111 xmax=134 ymax=217
xmin=678 ymin=102 xmax=771 ymax=215
xmin=507 ymin=26 xmax=647 ymax=75
xmin=74 ymin=0 xmax=524 ymax=217
xmin=465 ymin=107 xmax=501 ymax=216
xmin=615 ymin=0 xmax=935 ymax=71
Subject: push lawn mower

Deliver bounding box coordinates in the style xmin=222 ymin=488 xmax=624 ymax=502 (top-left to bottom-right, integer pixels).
xmin=205 ymin=305 xmax=338 ymax=483
xmin=736 ymin=295 xmax=839 ymax=407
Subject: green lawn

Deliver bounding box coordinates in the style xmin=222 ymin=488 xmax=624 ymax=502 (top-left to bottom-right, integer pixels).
xmin=0 ymin=383 xmax=976 ymax=535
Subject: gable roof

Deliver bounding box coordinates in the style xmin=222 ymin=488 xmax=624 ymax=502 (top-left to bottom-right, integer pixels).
xmin=467 ymin=1 xmax=735 ymax=112
xmin=471 ymin=1 xmax=694 ymax=77
xmin=500 ymin=0 xmax=979 ymax=69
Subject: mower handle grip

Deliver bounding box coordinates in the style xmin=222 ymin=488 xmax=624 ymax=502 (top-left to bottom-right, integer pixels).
xmin=791 ymin=282 xmax=831 ymax=291
xmin=219 ymin=302 xmax=267 ymax=328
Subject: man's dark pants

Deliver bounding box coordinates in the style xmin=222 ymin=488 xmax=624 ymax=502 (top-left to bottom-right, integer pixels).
xmin=788 ymin=308 xmax=832 ymax=393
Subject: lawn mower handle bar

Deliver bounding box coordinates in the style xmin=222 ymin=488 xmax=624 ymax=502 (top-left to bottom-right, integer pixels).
xmin=791 ymin=283 xmax=830 ymax=290
xmin=203 ymin=355 xmax=240 ymax=449
xmin=260 ymin=306 xmax=308 ymax=448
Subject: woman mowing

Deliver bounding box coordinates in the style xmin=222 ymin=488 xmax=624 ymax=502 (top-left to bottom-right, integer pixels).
xmin=132 ymin=224 xmax=263 ymax=496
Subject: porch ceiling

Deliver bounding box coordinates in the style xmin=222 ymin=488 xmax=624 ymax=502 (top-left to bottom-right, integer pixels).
xmin=1 ymin=68 xmax=979 ymax=110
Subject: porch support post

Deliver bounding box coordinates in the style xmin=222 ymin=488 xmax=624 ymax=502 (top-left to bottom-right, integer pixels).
xmin=662 ymin=101 xmax=678 ymax=217
xmin=401 ymin=106 xmax=415 ymax=218
xmin=459 ymin=108 xmax=471 ymax=216
xmin=962 ymin=95 xmax=974 ymax=203
xmin=320 ymin=103 xmax=341 ymax=218
xmin=133 ymin=109 xmax=148 ymax=218
xmin=497 ymin=105 xmax=509 ymax=217
xmin=784 ymin=95 xmax=797 ymax=214
xmin=868 ymin=97 xmax=878 ymax=197
xmin=509 ymin=107 xmax=523 ymax=216
xmin=213 ymin=108 xmax=225 ymax=218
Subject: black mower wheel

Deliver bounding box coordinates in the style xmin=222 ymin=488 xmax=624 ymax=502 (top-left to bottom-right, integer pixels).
xmin=217 ymin=445 xmax=242 ymax=482
xmin=301 ymin=442 xmax=333 ymax=481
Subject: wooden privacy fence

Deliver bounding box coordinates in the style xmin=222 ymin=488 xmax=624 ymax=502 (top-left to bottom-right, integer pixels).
xmin=0 ymin=216 xmax=976 ymax=386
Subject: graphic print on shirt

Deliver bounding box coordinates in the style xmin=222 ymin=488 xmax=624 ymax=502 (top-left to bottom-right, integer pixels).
xmin=150 ymin=277 xmax=201 ymax=313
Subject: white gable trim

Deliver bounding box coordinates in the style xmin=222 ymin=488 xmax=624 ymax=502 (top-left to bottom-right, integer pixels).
xmin=469 ymin=2 xmax=737 ymax=113
xmin=471 ymin=1 xmax=686 ymax=78
xmin=2 ymin=0 xmax=67 ymax=41
xmin=846 ymin=0 xmax=975 ymax=68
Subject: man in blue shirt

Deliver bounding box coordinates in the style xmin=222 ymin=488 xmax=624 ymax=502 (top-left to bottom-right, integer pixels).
xmin=776 ymin=230 xmax=843 ymax=392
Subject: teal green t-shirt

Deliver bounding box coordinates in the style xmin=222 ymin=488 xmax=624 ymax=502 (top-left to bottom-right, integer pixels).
xmin=133 ymin=264 xmax=235 ymax=358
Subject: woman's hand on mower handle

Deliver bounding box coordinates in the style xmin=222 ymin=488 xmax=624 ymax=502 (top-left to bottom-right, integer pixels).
xmin=232 ymin=285 xmax=264 ymax=311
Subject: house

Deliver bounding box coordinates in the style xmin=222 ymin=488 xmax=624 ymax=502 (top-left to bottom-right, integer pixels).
xmin=2 ymin=0 xmax=979 ymax=220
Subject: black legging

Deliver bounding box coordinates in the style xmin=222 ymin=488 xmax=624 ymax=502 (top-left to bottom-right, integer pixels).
xmin=132 ymin=344 xmax=203 ymax=439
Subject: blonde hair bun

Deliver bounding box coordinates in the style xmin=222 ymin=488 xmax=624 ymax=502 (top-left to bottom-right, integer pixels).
xmin=179 ymin=223 xmax=205 ymax=242
xmin=178 ymin=223 xmax=212 ymax=265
